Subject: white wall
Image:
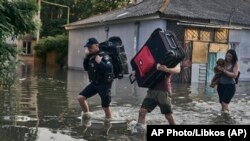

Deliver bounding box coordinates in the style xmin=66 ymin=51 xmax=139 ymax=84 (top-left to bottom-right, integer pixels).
xmin=68 ymin=26 xmax=106 ymax=69
xmin=138 ymin=19 xmax=167 ymax=50
xmin=229 ymin=29 xmax=250 ymax=81
xmin=191 ymin=64 xmax=200 ymax=83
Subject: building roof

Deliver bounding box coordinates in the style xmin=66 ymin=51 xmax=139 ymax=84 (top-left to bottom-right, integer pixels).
xmin=164 ymin=0 xmax=250 ymax=26
xmin=66 ymin=0 xmax=250 ymax=29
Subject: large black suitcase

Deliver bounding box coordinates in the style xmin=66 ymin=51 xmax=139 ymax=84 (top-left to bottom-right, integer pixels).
xmin=130 ymin=28 xmax=185 ymax=88
xmin=99 ymin=36 xmax=129 ymax=79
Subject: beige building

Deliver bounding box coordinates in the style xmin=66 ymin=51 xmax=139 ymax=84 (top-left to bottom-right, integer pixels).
xmin=16 ymin=34 xmax=37 ymax=65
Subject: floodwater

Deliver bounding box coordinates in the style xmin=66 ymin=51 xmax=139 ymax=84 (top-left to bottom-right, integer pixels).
xmin=0 ymin=64 xmax=250 ymax=141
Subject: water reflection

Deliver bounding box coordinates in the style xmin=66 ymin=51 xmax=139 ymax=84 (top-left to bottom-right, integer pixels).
xmin=0 ymin=64 xmax=250 ymax=140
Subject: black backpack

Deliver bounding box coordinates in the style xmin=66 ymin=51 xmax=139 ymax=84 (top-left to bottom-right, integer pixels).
xmin=99 ymin=36 xmax=129 ymax=79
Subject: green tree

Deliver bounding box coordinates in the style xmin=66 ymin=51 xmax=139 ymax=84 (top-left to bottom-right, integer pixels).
xmin=70 ymin=0 xmax=130 ymax=21
xmin=40 ymin=0 xmax=130 ymax=37
xmin=34 ymin=34 xmax=68 ymax=68
xmin=0 ymin=0 xmax=37 ymax=38
xmin=0 ymin=0 xmax=37 ymax=88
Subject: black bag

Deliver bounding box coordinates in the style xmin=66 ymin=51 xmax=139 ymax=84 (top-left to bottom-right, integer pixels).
xmin=130 ymin=28 xmax=185 ymax=88
xmin=99 ymin=36 xmax=129 ymax=79
xmin=235 ymin=71 xmax=240 ymax=84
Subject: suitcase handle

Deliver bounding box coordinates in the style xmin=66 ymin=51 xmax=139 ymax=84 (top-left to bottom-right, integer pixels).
xmin=129 ymin=73 xmax=136 ymax=84
xmin=165 ymin=33 xmax=177 ymax=49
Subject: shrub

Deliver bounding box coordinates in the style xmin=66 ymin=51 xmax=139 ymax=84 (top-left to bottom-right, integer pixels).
xmin=34 ymin=34 xmax=68 ymax=67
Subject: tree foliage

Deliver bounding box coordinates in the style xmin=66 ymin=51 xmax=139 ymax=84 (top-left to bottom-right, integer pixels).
xmin=34 ymin=34 xmax=68 ymax=67
xmin=70 ymin=0 xmax=130 ymax=21
xmin=0 ymin=0 xmax=37 ymax=38
xmin=40 ymin=0 xmax=130 ymax=37
xmin=0 ymin=0 xmax=37 ymax=88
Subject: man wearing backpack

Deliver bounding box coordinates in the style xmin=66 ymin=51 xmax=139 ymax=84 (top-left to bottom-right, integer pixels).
xmin=78 ymin=38 xmax=114 ymax=127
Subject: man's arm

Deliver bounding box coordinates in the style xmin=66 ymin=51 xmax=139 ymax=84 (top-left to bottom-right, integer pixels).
xmin=83 ymin=48 xmax=90 ymax=71
xmin=83 ymin=56 xmax=90 ymax=71
xmin=156 ymin=63 xmax=181 ymax=74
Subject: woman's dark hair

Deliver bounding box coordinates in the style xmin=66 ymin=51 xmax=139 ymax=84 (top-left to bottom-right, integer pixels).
xmin=225 ymin=49 xmax=238 ymax=65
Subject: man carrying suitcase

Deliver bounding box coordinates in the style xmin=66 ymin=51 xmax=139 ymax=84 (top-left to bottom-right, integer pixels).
xmin=134 ymin=63 xmax=180 ymax=132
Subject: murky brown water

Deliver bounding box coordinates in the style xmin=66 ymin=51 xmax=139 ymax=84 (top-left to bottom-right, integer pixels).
xmin=0 ymin=64 xmax=250 ymax=141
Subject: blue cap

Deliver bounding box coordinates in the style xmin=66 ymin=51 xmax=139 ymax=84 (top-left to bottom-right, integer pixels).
xmin=84 ymin=38 xmax=98 ymax=48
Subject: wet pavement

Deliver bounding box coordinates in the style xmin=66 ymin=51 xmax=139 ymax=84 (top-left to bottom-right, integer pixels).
xmin=0 ymin=64 xmax=250 ymax=141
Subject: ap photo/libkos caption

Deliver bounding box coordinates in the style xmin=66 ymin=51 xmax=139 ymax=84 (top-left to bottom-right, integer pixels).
xmin=147 ymin=125 xmax=249 ymax=140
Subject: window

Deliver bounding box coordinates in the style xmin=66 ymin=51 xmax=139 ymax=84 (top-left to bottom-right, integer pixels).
xmin=200 ymin=30 xmax=213 ymax=42
xmin=23 ymin=41 xmax=31 ymax=55
xmin=185 ymin=28 xmax=199 ymax=41
xmin=215 ymin=29 xmax=228 ymax=43
xmin=185 ymin=28 xmax=228 ymax=43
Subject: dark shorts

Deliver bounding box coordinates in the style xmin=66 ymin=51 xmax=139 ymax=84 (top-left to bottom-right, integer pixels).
xmin=141 ymin=90 xmax=172 ymax=114
xmin=79 ymin=82 xmax=111 ymax=107
xmin=217 ymin=83 xmax=236 ymax=104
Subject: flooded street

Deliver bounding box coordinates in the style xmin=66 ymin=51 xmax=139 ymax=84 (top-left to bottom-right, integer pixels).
xmin=0 ymin=64 xmax=250 ymax=141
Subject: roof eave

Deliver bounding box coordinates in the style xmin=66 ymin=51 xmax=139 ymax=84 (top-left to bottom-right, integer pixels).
xmin=160 ymin=14 xmax=250 ymax=30
xmin=65 ymin=14 xmax=160 ymax=30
